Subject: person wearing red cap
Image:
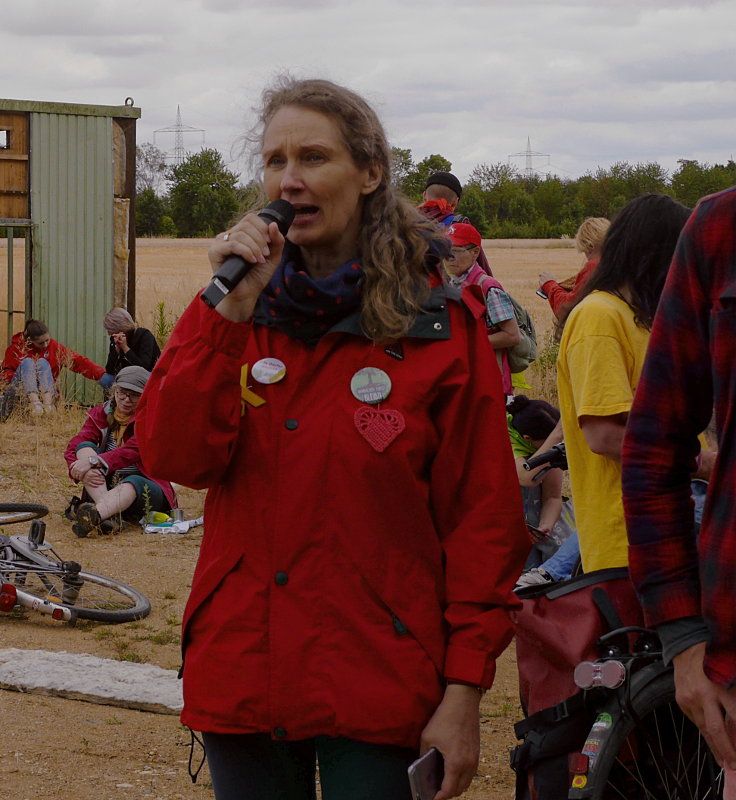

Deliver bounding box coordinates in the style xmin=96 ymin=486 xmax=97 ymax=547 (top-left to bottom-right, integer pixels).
xmin=444 ymin=222 xmax=519 ymax=395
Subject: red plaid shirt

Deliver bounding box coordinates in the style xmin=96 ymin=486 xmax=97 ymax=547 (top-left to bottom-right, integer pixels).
xmin=622 ymin=186 xmax=736 ymax=689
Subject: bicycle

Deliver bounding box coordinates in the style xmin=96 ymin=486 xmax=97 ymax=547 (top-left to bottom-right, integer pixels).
xmin=514 ymin=443 xmax=723 ymax=800
xmin=0 ymin=503 xmax=151 ymax=625
xmin=568 ymin=624 xmax=723 ymax=799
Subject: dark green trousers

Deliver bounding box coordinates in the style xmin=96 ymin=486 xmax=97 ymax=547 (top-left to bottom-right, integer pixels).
xmin=201 ymin=732 xmax=416 ymax=800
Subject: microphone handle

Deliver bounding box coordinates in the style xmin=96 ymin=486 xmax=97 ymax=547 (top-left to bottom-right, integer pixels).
xmin=201 ymin=203 xmax=294 ymax=309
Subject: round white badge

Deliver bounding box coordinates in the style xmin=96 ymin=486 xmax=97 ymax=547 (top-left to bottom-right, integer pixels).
xmin=350 ymin=367 xmax=392 ymax=404
xmin=252 ymin=358 xmax=287 ymax=384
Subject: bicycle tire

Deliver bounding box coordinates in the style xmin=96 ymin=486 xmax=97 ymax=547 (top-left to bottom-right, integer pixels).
xmin=580 ymin=663 xmax=723 ymax=800
xmin=0 ymin=503 xmax=49 ymax=525
xmin=0 ymin=562 xmax=151 ymax=623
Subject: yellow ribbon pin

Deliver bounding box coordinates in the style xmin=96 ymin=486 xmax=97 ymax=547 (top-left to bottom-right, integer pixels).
xmin=240 ymin=364 xmax=266 ymax=414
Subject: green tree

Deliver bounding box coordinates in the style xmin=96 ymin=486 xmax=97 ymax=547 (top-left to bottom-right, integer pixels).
xmin=168 ymin=149 xmax=240 ymax=238
xmin=532 ymin=177 xmax=569 ymax=225
xmin=608 ymin=161 xmax=669 ymax=198
xmin=136 ymin=143 xmax=168 ymax=195
xmin=507 ymin=193 xmax=538 ymax=226
xmin=466 ymin=162 xmax=523 ymax=223
xmin=135 ymin=188 xmax=165 ymax=236
xmin=455 ymin=184 xmax=490 ymax=234
xmin=402 ymin=154 xmax=453 ymax=202
xmin=159 ymin=215 xmax=178 ymax=237
xmin=670 ymin=159 xmax=736 ymax=207
xmin=468 ymin=162 xmax=518 ymax=192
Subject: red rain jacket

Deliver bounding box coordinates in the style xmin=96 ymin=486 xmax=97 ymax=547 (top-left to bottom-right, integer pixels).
xmin=2 ymin=332 xmax=104 ymax=384
xmin=541 ymin=257 xmax=598 ymax=318
xmin=137 ymin=283 xmax=527 ymax=747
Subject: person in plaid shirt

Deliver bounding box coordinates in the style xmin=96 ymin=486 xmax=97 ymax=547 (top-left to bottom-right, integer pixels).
xmin=622 ymin=185 xmax=736 ymax=769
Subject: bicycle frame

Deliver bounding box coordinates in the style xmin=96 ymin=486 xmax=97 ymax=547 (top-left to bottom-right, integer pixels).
xmin=1 ymin=531 xmax=77 ymax=622
xmin=0 ymin=580 xmax=74 ymax=622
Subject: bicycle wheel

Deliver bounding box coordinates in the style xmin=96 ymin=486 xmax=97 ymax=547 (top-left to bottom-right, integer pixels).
xmin=585 ymin=664 xmax=723 ymax=800
xmin=0 ymin=503 xmax=49 ymax=526
xmin=1 ymin=561 xmax=151 ymax=623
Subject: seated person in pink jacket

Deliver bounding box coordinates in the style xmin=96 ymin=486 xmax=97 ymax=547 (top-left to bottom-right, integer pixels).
xmin=64 ymin=366 xmax=176 ymax=537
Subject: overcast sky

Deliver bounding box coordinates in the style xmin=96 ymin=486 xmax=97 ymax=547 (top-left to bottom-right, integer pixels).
xmin=3 ymin=0 xmax=734 ymax=184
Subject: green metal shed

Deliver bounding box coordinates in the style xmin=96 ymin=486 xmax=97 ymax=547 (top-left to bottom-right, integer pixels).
xmin=0 ymin=98 xmax=140 ymax=404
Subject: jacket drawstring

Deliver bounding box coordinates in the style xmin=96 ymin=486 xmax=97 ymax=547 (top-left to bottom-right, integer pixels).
xmin=187 ymin=728 xmax=206 ymax=784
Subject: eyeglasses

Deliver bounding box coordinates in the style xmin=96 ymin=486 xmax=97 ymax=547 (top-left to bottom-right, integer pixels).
xmin=114 ymin=388 xmax=141 ymax=401
xmin=448 ymin=245 xmax=478 ymax=259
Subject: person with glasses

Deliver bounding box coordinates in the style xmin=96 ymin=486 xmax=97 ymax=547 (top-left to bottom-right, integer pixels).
xmin=64 ymin=366 xmax=176 ymax=537
xmin=443 ymin=222 xmax=520 ymax=396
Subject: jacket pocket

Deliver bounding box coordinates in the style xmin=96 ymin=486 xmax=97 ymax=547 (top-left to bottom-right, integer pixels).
xmin=351 ymin=558 xmax=446 ymax=676
xmin=180 ymin=550 xmax=243 ymax=664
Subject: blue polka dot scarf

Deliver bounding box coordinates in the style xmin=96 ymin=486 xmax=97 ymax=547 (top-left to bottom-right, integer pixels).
xmin=257 ymin=245 xmax=365 ymax=347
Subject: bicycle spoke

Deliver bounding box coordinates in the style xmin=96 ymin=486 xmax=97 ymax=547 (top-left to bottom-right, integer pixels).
xmin=609 ymin=753 xmax=659 ymax=800
xmin=603 ymin=705 xmax=719 ymax=800
xmin=2 ymin=564 xmax=137 ymax=612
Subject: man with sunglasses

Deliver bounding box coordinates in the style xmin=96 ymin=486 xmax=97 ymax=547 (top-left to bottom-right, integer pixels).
xmin=64 ymin=366 xmax=176 ymax=537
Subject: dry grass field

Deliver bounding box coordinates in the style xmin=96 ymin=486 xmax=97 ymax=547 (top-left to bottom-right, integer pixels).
xmin=0 ymin=238 xmax=583 ymax=800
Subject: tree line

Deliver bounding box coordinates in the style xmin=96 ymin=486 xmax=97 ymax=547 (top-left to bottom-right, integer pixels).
xmin=135 ymin=142 xmax=736 ymax=239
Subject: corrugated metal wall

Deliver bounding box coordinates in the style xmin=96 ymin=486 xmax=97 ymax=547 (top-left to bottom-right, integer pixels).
xmin=30 ymin=112 xmax=112 ymax=405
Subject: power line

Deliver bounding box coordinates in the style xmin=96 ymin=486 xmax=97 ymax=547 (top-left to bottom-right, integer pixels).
xmin=508 ymin=137 xmax=550 ymax=179
xmin=154 ymin=106 xmax=206 ymax=164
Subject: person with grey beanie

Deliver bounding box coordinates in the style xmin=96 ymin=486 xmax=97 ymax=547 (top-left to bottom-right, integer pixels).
xmin=63 ymin=366 xmax=176 ymax=536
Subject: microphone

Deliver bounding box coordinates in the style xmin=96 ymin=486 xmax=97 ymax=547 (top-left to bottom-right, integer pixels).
xmin=201 ymin=199 xmax=295 ymax=308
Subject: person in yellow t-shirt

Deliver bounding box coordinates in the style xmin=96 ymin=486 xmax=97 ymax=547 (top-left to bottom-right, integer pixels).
xmin=556 ymin=194 xmax=691 ymax=573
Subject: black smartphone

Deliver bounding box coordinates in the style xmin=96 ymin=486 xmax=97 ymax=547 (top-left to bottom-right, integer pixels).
xmin=526 ymin=522 xmax=549 ymax=543
xmin=408 ymin=748 xmax=444 ymax=800
xmin=536 ymin=288 xmax=548 ymax=299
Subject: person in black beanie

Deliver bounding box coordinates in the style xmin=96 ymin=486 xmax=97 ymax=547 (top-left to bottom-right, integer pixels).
xmin=418 ymin=171 xmax=493 ymax=275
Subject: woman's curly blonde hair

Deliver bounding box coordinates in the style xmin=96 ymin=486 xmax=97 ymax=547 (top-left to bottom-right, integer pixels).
xmin=247 ymin=76 xmax=447 ymax=341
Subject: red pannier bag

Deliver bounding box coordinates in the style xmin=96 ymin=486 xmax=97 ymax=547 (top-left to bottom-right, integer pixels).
xmin=509 ymin=568 xmax=644 ymax=800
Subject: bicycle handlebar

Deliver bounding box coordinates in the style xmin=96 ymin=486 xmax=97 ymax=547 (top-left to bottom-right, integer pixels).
xmin=523 ymin=442 xmax=568 ymax=472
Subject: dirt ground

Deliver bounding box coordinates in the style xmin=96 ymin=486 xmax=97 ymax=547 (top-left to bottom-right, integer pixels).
xmin=0 ymin=239 xmax=583 ymax=800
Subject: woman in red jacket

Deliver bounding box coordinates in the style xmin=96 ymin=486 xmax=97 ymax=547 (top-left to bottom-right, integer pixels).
xmin=137 ymin=77 xmax=527 ymax=800
xmin=1 ymin=319 xmax=105 ymax=415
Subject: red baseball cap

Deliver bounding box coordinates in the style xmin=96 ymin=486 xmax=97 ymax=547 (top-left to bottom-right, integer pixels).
xmin=447 ymin=222 xmax=481 ymax=248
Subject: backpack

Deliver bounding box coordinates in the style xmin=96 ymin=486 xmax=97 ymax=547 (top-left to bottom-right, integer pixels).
xmin=478 ymin=275 xmax=537 ymax=372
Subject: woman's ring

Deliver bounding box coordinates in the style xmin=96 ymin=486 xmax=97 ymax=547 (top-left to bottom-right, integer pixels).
xmin=223 ymin=233 xmax=230 ymax=242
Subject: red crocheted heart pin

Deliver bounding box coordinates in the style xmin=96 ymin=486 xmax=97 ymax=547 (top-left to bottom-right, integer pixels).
xmin=354 ymin=407 xmax=406 ymax=452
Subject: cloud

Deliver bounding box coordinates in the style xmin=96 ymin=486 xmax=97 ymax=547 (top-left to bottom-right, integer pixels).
xmin=1 ymin=0 xmax=734 ymax=181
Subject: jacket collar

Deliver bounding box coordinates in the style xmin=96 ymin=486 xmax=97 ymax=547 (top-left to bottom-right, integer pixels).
xmin=325 ymin=284 xmax=455 ymax=341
